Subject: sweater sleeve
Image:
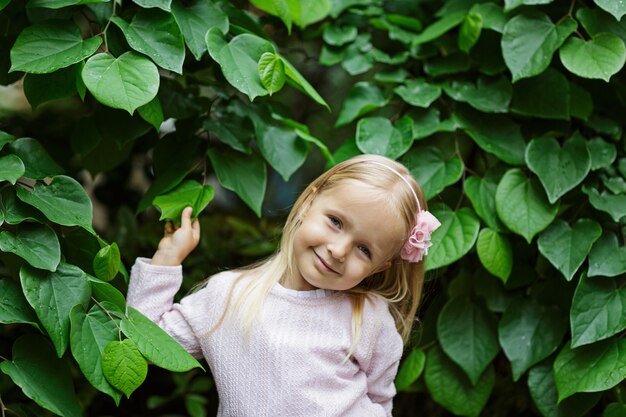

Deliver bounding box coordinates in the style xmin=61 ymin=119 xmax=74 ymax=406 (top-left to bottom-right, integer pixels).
xmin=126 ymin=257 xmax=204 ymax=359
xmin=365 ymin=300 xmax=404 ymax=416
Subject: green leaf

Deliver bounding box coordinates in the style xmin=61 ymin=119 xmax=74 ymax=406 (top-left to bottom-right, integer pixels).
xmin=588 ymin=137 xmax=617 ymax=170
xmin=8 ymin=137 xmax=64 ymax=180
xmin=588 ymin=232 xmax=626 ymax=277
xmin=554 ymin=338 xmax=626 ymax=402
xmin=510 ymin=68 xmax=570 ymax=120
xmin=437 ymin=297 xmax=499 ymax=384
xmin=476 ymin=228 xmax=512 ymax=282
xmin=495 ymin=169 xmax=558 ymax=243
xmin=27 ymin=0 xmax=107 ymax=8
xmin=426 ymin=204 xmax=480 ymax=271
xmin=458 ymin=12 xmax=482 ymax=53
xmin=258 ymin=52 xmax=286 ymax=95
xmin=10 ymin=21 xmax=102 ymax=74
xmin=204 ymin=118 xmax=252 ymax=154
xmin=528 ymin=361 xmax=601 ymax=417
xmin=0 ymin=335 xmax=82 ymax=417
xmin=206 ymin=29 xmax=273 ymax=101
xmin=102 ymin=339 xmax=147 ymax=398
xmin=93 ymin=243 xmax=121 ymax=282
xmin=207 ymin=148 xmax=266 ymax=217
xmin=121 ymin=307 xmax=203 ymax=372
xmin=171 ymin=0 xmax=229 ymax=60
xmin=605 ymin=403 xmax=626 ymax=417
xmin=538 ymin=219 xmax=601 ymax=281
xmin=412 ymin=11 xmax=465 ymax=46
xmin=559 ymin=33 xmax=626 ymax=82
xmin=498 ymin=298 xmax=567 ymax=381
xmin=583 ymin=185 xmax=626 ymax=222
xmin=593 ymin=0 xmax=626 ymax=21
xmin=395 ymin=348 xmax=425 ymax=391
xmin=112 ymin=9 xmax=185 ymax=74
xmin=88 ymin=277 xmax=127 ymax=312
xmin=424 ymin=345 xmax=495 ymax=417
xmin=356 ymin=117 xmax=412 ymax=159
xmin=16 ymin=175 xmax=93 ymax=231
xmin=501 ymin=13 xmax=576 ymax=81
xmin=335 ymin=82 xmax=387 ymax=127
xmin=132 ymin=0 xmax=170 ymax=11
xmin=23 ymin=65 xmax=80 ymax=109
xmin=0 ymin=279 xmax=38 ymax=326
xmin=153 ymin=180 xmax=214 ymax=222
xmin=401 ymin=145 xmax=463 ymax=199
xmin=256 ymin=125 xmax=308 ymax=182
xmin=0 ymin=131 xmax=15 ymax=151
xmin=454 ymin=106 xmax=526 ymax=165
xmin=323 ymin=24 xmax=357 ymax=46
xmin=577 ymin=7 xmax=626 ymax=44
xmin=250 ymin=0 xmax=331 ymax=30
xmin=70 ymin=306 xmax=122 ymax=404
xmin=82 ymin=52 xmax=160 ymax=114
xmin=407 ymin=108 xmax=449 ymax=140
xmin=0 ymin=154 xmax=25 ymax=184
xmin=138 ymin=97 xmax=164 ymax=131
xmin=0 ymin=188 xmax=45 ymax=225
xmin=505 ymin=0 xmax=553 ymax=11
xmin=463 ymin=171 xmax=503 ymax=232
xmin=570 ymin=273 xmax=626 ymax=347
xmin=394 ymin=79 xmax=441 ymax=108
xmin=20 ymin=263 xmax=91 ymax=357
xmin=0 ymin=223 xmax=60 ymax=271
xmin=442 ymin=76 xmax=511 ymax=113
xmin=281 ymin=55 xmax=331 ymax=110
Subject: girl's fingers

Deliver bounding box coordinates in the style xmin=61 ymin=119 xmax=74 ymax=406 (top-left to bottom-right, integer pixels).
xmin=181 ymin=206 xmax=193 ymax=229
xmin=164 ymin=221 xmax=174 ymax=235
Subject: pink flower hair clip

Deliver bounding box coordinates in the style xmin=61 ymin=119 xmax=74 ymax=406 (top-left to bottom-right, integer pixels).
xmin=370 ymin=161 xmax=441 ymax=263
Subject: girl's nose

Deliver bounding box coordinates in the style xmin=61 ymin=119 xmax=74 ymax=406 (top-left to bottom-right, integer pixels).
xmin=327 ymin=237 xmax=351 ymax=261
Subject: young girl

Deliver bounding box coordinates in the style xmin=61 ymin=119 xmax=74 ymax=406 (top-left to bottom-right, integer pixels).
xmin=127 ymin=154 xmax=440 ymax=416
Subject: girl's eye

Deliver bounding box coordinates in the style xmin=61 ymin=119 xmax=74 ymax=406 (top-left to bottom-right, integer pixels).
xmin=328 ymin=215 xmax=342 ymax=228
xmin=358 ymin=245 xmax=371 ymax=258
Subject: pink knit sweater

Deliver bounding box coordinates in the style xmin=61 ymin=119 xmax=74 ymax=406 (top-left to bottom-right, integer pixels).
xmin=127 ymin=258 xmax=403 ymax=417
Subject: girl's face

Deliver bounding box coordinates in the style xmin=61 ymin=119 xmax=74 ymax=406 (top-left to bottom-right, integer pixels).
xmin=288 ymin=181 xmax=405 ymax=291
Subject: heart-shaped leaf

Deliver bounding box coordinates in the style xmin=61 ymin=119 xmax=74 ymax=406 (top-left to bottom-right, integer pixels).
xmin=0 ymin=154 xmax=25 ymax=184
xmin=476 ymin=228 xmax=513 ymax=282
xmin=153 ymin=180 xmax=214 ymax=222
xmin=571 ymin=273 xmax=626 ymax=348
xmin=10 ymin=21 xmax=102 ymax=74
xmin=463 ymin=171 xmax=503 ymax=232
xmin=0 ymin=335 xmax=82 ymax=417
xmin=356 ymin=117 xmax=412 ymax=159
xmin=20 ymin=263 xmax=91 ymax=357
xmin=588 ymin=232 xmax=626 ymax=277
xmin=258 ymin=52 xmax=286 ymax=95
xmin=323 ymin=24 xmax=357 ymax=46
xmin=525 ymin=134 xmax=591 ymax=204
xmin=132 ymin=0 xmax=170 ymax=11
xmin=0 ymin=223 xmax=60 ymax=271
xmin=102 ymin=339 xmax=147 ymax=398
xmin=424 ymin=345 xmax=495 ymax=417
xmin=170 ymin=0 xmax=228 ymax=60
xmin=538 ymin=219 xmax=601 ymax=281
xmin=559 ymin=33 xmax=626 ymax=82
xmin=8 ymin=137 xmax=63 ymax=180
xmin=16 ymin=175 xmax=93 ymax=231
xmin=82 ymin=52 xmax=160 ymax=114
xmin=496 ymin=168 xmax=558 ymax=243
xmin=437 ymin=297 xmax=500 ymax=384
xmin=394 ymin=79 xmax=442 ymax=108
xmin=335 ymin=82 xmax=387 ymax=127
xmin=583 ymin=186 xmax=626 ymax=222
xmin=498 ymin=298 xmax=567 ymax=381
xmin=256 ymin=124 xmax=308 ymax=182
xmin=112 ymin=9 xmax=185 ymax=74
xmin=593 ymin=0 xmax=626 ymax=21
xmin=70 ymin=306 xmax=122 ymax=403
xmin=502 ymin=12 xmax=576 ymax=81
xmin=443 ymin=76 xmax=511 ymax=113
xmin=402 ymin=145 xmax=463 ymax=200
xmin=554 ymin=337 xmax=626 ymax=402
xmin=505 ymin=0 xmax=553 ymax=12
xmin=0 ymin=279 xmax=38 ymax=327
xmin=395 ymin=348 xmax=425 ymax=391
xmin=207 ymin=148 xmax=266 ymax=217
xmin=588 ymin=137 xmax=617 ymax=170
xmin=426 ymin=204 xmax=480 ymax=271
xmin=1 ymin=188 xmax=45 ymax=225
xmin=511 ymin=68 xmax=570 ymax=120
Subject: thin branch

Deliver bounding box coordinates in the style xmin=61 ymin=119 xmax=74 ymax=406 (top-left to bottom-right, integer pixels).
xmin=91 ymin=297 xmax=124 ymax=340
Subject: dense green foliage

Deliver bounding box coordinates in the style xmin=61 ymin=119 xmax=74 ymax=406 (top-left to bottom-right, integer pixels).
xmin=1 ymin=0 xmax=626 ymax=416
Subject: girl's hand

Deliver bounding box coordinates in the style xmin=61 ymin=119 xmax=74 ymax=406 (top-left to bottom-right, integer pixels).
xmin=151 ymin=207 xmax=201 ymax=266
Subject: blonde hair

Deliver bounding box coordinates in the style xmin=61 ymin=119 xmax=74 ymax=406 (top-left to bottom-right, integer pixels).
xmin=217 ymin=154 xmax=427 ymax=350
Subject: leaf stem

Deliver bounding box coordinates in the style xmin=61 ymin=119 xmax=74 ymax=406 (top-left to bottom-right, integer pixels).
xmin=91 ymin=297 xmax=124 ymax=340
xmin=100 ymin=0 xmax=118 ymax=54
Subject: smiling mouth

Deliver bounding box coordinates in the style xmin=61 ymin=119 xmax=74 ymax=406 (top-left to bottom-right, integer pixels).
xmin=313 ymin=250 xmax=339 ymax=274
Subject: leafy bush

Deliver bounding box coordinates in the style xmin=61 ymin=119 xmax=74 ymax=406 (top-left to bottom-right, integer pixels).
xmin=1 ymin=0 xmax=626 ymax=416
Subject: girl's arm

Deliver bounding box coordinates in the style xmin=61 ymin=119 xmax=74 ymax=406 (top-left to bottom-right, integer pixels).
xmin=126 ymin=207 xmax=204 ymax=358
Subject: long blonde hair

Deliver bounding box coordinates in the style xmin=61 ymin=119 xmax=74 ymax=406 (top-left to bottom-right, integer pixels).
xmin=221 ymin=154 xmax=427 ymax=347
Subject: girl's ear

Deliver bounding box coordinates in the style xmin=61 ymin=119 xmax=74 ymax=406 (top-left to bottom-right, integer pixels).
xmin=373 ymin=261 xmax=392 ymax=274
